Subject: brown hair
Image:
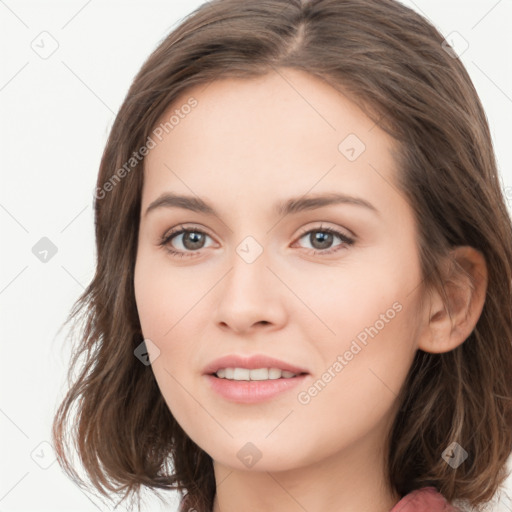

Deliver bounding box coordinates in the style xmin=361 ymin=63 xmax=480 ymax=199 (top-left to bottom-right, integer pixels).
xmin=52 ymin=0 xmax=512 ymax=511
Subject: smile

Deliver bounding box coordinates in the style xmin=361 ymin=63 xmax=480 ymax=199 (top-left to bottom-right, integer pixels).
xmin=215 ymin=367 xmax=300 ymax=380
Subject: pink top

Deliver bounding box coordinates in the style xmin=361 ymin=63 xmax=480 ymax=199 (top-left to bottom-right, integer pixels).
xmin=390 ymin=486 xmax=461 ymax=511
xmin=180 ymin=486 xmax=460 ymax=511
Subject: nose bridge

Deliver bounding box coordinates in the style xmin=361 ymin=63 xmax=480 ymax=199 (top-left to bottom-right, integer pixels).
xmin=213 ymin=234 xmax=287 ymax=331
xmin=223 ymin=236 xmax=271 ymax=302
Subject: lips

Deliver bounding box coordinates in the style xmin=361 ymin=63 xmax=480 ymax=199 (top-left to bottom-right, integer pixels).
xmin=202 ymin=354 xmax=309 ymax=376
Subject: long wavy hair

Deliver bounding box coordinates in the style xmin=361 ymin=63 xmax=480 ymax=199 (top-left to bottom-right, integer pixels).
xmin=52 ymin=0 xmax=512 ymax=511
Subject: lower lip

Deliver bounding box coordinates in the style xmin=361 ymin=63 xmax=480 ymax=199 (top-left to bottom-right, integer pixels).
xmin=205 ymin=374 xmax=308 ymax=403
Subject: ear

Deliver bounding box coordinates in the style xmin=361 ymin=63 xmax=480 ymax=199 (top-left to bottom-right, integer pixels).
xmin=417 ymin=246 xmax=488 ymax=354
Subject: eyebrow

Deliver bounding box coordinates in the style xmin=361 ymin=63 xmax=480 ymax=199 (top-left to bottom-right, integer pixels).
xmin=144 ymin=191 xmax=379 ymax=218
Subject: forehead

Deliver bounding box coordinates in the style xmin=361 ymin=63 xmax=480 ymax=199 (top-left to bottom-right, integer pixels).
xmin=141 ymin=68 xmax=402 ymax=218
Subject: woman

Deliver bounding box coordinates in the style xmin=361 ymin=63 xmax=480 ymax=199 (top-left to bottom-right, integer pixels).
xmin=52 ymin=1 xmax=512 ymax=511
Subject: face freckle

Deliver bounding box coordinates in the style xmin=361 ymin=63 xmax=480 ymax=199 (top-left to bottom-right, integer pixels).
xmin=134 ymin=68 xmax=426 ymax=477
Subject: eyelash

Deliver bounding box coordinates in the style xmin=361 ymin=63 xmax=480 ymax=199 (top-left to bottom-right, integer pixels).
xmin=158 ymin=224 xmax=355 ymax=259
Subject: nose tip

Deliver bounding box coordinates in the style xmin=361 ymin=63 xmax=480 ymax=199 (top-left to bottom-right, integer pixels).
xmin=213 ymin=260 xmax=287 ymax=334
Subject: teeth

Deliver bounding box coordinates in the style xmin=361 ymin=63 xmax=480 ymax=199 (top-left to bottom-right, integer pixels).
xmin=214 ymin=367 xmax=298 ymax=380
xmin=234 ymin=368 xmax=250 ymax=380
xmin=268 ymin=368 xmax=281 ymax=379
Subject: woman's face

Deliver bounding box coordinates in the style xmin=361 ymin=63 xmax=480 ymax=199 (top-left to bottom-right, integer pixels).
xmin=134 ymin=69 xmax=428 ymax=473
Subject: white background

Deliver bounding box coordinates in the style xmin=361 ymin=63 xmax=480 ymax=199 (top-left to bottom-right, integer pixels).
xmin=1 ymin=1 xmax=511 ymax=511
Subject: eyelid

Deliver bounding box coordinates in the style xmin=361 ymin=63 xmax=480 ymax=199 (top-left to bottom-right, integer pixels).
xmin=162 ymin=223 xmax=215 ymax=242
xmin=294 ymin=222 xmax=355 ymax=241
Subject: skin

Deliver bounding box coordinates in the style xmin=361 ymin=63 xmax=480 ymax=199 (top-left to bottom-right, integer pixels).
xmin=134 ymin=68 xmax=487 ymax=512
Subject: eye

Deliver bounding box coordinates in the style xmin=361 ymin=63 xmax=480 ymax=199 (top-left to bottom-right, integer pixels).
xmin=159 ymin=225 xmax=215 ymax=258
xmin=158 ymin=223 xmax=355 ymax=259
xmin=293 ymin=225 xmax=354 ymax=255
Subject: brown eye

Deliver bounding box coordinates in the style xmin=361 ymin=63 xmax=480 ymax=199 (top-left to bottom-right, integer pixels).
xmin=307 ymin=231 xmax=335 ymax=250
xmin=177 ymin=231 xmax=207 ymax=250
xmin=160 ymin=227 xmax=214 ymax=257
xmin=295 ymin=227 xmax=354 ymax=255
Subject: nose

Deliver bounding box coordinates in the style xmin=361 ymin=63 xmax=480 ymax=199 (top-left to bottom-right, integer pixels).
xmin=212 ymin=249 xmax=288 ymax=335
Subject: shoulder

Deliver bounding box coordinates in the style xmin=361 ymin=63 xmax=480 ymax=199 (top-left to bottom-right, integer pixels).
xmin=389 ymin=486 xmax=461 ymax=512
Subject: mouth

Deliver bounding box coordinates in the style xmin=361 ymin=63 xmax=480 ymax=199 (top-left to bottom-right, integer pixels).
xmin=211 ymin=367 xmax=308 ymax=381
xmin=202 ymin=354 xmax=310 ymax=403
xmin=203 ymin=354 xmax=309 ymax=379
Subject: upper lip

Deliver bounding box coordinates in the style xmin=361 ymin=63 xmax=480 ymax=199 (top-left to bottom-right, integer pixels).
xmin=203 ymin=354 xmax=309 ymax=375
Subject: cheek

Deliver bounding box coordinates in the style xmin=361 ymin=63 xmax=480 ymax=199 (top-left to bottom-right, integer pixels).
xmin=296 ymin=256 xmax=421 ymax=405
xmin=133 ymin=251 xmax=207 ymax=404
xmin=292 ymin=299 xmax=418 ymax=456
xmin=134 ymin=249 xmax=209 ymax=340
xmin=297 ymin=263 xmax=409 ymax=344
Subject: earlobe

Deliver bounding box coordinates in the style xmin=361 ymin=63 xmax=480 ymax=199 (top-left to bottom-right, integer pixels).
xmin=418 ymin=246 xmax=488 ymax=354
